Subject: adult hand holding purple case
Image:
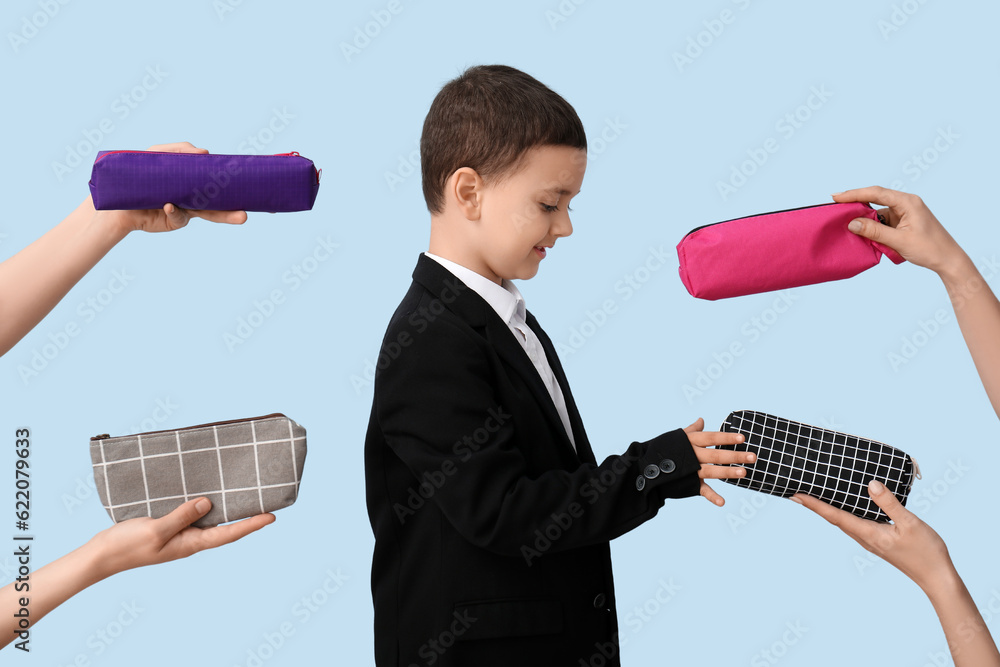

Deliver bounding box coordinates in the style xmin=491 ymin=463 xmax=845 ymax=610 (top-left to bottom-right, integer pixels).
xmin=676 ymin=202 xmax=906 ymax=300
xmin=89 ymin=150 xmax=321 ymax=212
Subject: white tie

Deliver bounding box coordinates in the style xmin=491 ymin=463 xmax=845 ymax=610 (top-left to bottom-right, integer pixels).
xmin=511 ymin=312 xmax=577 ymax=452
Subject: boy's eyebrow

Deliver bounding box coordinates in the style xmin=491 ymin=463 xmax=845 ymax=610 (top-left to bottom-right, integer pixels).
xmin=540 ymin=187 xmax=581 ymax=196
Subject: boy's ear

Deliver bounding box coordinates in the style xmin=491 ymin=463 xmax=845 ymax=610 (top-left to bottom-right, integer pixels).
xmin=449 ymin=167 xmax=484 ymax=221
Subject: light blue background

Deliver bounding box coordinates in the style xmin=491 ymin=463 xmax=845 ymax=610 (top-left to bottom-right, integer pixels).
xmin=2 ymin=0 xmax=998 ymax=665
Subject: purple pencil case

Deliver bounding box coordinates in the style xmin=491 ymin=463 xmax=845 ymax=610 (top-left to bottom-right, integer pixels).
xmin=676 ymin=202 xmax=905 ymax=300
xmin=89 ymin=150 xmax=321 ymax=212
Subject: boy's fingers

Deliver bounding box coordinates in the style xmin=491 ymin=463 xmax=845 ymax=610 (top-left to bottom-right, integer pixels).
xmin=700 ymin=481 xmax=726 ymax=507
xmin=688 ymin=431 xmax=745 ymax=449
xmin=683 ymin=418 xmax=705 ymax=434
xmin=695 ymin=447 xmax=754 ymax=465
xmin=698 ymin=463 xmax=746 ymax=480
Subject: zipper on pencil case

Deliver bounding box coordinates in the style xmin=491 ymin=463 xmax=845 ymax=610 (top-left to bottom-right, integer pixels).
xmin=681 ymin=201 xmax=873 ymax=239
xmin=91 ymin=412 xmax=287 ymax=441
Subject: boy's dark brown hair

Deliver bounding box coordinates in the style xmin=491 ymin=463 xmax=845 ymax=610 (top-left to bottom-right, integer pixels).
xmin=420 ymin=64 xmax=588 ymax=215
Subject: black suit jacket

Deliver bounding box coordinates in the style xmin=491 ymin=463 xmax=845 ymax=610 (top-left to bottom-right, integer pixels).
xmin=365 ymin=254 xmax=702 ymax=667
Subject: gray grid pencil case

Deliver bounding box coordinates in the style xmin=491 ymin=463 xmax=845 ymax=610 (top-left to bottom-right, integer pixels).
xmin=719 ymin=410 xmax=918 ymax=522
xmin=91 ymin=413 xmax=306 ymax=528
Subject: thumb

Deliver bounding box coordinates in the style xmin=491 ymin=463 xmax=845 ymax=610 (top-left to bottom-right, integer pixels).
xmin=684 ymin=417 xmax=705 ymax=434
xmin=156 ymin=497 xmax=212 ymax=539
xmin=867 ymin=480 xmax=910 ymax=524
xmin=847 ymin=216 xmax=898 ymax=247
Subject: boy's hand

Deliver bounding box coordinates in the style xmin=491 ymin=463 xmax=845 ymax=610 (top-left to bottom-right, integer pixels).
xmin=832 ymin=186 xmax=966 ymax=276
xmin=791 ymin=481 xmax=952 ymax=593
xmin=103 ymin=141 xmax=248 ymax=235
xmin=684 ymin=418 xmax=754 ymax=507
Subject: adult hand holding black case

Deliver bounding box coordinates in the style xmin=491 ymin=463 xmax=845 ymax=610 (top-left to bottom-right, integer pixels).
xmin=718 ymin=410 xmax=918 ymax=522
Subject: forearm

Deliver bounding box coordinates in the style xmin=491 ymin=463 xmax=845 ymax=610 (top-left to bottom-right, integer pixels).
xmin=937 ymin=252 xmax=1000 ymax=420
xmin=0 ymin=540 xmax=107 ymax=649
xmin=922 ymin=566 xmax=1000 ymax=667
xmin=0 ymin=197 xmax=130 ymax=357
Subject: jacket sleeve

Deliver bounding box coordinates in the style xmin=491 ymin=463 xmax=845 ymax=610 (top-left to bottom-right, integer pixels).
xmin=374 ymin=306 xmax=702 ymax=560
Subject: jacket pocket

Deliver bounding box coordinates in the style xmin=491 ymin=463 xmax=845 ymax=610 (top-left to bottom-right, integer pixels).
xmin=453 ymin=597 xmax=564 ymax=641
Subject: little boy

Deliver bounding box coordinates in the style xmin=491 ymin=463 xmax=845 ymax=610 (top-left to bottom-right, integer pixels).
xmin=364 ymin=64 xmax=752 ymax=667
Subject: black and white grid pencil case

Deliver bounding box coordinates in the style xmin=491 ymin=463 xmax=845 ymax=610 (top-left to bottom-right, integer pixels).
xmin=91 ymin=413 xmax=306 ymax=528
xmin=718 ymin=410 xmax=919 ymax=522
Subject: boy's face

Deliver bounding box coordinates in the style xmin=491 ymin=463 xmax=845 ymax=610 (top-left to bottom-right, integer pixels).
xmin=474 ymin=145 xmax=586 ymax=283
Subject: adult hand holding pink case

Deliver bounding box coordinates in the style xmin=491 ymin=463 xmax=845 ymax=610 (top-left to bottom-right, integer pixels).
xmin=676 ymin=202 xmax=905 ymax=300
xmin=88 ymin=150 xmax=321 ymax=212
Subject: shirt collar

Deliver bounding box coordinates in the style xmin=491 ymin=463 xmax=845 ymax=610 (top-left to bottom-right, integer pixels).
xmin=424 ymin=252 xmax=525 ymax=325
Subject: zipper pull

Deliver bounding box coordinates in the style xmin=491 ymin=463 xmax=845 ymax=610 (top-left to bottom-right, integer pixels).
xmin=91 ymin=434 xmax=111 ymax=441
xmin=274 ymin=151 xmax=300 ymax=156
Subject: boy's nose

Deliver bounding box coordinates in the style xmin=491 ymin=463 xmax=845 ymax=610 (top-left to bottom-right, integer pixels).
xmin=553 ymin=214 xmax=573 ymax=238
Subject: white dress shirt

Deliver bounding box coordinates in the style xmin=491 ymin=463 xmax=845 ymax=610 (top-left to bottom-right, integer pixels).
xmin=424 ymin=252 xmax=577 ymax=451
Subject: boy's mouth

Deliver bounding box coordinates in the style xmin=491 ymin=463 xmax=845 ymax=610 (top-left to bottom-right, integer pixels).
xmin=534 ymin=245 xmax=551 ymax=259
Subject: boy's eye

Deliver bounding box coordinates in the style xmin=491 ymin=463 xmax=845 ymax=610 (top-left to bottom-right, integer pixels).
xmin=540 ymin=203 xmax=573 ymax=213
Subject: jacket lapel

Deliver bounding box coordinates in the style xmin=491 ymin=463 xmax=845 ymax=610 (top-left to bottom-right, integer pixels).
xmin=411 ymin=254 xmax=582 ymax=461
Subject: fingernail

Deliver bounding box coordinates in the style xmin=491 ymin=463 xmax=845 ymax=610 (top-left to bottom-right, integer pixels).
xmin=869 ymin=480 xmax=885 ymax=495
xmin=715 ymin=498 xmax=724 ymax=506
xmin=746 ymin=453 xmax=756 ymax=463
xmin=195 ymin=498 xmax=211 ymax=513
xmin=848 ymin=219 xmax=862 ymax=232
xmin=831 ymin=192 xmax=844 ymax=197
xmin=789 ymin=496 xmax=803 ymax=505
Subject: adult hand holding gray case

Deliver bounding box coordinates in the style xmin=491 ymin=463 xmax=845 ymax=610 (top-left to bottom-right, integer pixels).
xmin=91 ymin=413 xmax=306 ymax=528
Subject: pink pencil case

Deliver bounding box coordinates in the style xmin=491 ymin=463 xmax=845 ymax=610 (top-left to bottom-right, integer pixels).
xmin=676 ymin=202 xmax=905 ymax=300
